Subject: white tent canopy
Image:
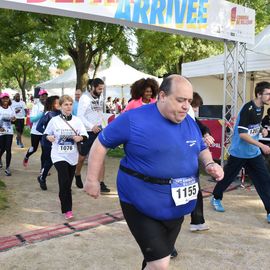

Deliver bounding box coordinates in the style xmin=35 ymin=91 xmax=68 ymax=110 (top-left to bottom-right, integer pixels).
xmin=182 ymin=25 xmax=270 ymax=78
xmin=96 ymin=55 xmax=160 ymax=86
xmin=39 ymin=65 xmax=76 ymax=90
xmin=38 ymin=55 xmax=160 ymax=98
xmin=181 ymin=26 xmax=270 ymax=105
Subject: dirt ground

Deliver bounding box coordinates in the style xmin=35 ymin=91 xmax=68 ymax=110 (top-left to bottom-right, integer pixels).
xmin=1 ymin=136 xmax=270 ymax=269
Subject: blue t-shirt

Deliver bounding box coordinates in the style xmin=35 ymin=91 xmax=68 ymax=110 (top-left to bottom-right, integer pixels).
xmin=72 ymin=100 xmax=79 ymax=116
xmin=99 ymin=104 xmax=207 ymax=220
xmin=230 ymin=100 xmax=263 ymax=158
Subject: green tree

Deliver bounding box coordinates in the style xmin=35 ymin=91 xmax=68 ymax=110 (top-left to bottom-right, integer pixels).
xmin=0 ymin=51 xmax=50 ymax=102
xmin=134 ymin=30 xmax=223 ymax=77
xmin=36 ymin=16 xmax=130 ymax=90
xmin=0 ymin=10 xmax=41 ymax=54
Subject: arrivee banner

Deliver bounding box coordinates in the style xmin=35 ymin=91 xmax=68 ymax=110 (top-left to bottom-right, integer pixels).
xmin=0 ymin=0 xmax=255 ymax=43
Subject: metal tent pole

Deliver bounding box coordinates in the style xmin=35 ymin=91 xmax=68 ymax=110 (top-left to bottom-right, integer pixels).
xmin=221 ymin=42 xmax=247 ymax=167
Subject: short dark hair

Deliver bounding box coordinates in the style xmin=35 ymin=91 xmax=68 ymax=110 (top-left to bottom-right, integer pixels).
xmin=130 ymin=78 xmax=159 ymax=100
xmin=159 ymin=76 xmax=173 ymax=96
xmin=191 ymin=92 xmax=203 ymax=107
xmin=89 ymin=78 xmax=104 ymax=89
xmin=255 ymin=81 xmax=270 ymax=97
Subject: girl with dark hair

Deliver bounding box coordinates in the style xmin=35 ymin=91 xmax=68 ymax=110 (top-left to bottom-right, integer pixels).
xmin=36 ymin=95 xmax=60 ymax=190
xmin=124 ymin=78 xmax=159 ymax=112
xmin=0 ymin=93 xmax=16 ymax=176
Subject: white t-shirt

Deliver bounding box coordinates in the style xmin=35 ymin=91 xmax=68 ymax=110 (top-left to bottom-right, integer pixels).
xmin=11 ymin=100 xmax=26 ymax=119
xmin=77 ymin=91 xmax=105 ymax=131
xmin=44 ymin=115 xmax=88 ymax=165
xmin=0 ymin=106 xmax=15 ymax=135
xmin=188 ymin=107 xmax=195 ymax=120
xmin=30 ymin=101 xmax=44 ymax=135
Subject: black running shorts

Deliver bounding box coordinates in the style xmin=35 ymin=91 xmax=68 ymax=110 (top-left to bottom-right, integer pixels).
xmin=120 ymin=201 xmax=184 ymax=262
xmin=78 ymin=131 xmax=98 ymax=156
xmin=14 ymin=119 xmax=25 ymax=134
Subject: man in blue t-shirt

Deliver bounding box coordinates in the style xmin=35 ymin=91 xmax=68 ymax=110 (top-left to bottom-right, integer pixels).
xmin=84 ymin=75 xmax=223 ymax=270
xmin=211 ymin=81 xmax=270 ymax=224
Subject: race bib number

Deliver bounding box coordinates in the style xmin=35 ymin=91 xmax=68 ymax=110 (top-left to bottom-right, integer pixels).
xmin=171 ymin=177 xmax=199 ymax=206
xmin=58 ymin=143 xmax=75 ymax=153
xmin=1 ymin=122 xmax=12 ymax=134
xmin=248 ymin=124 xmax=260 ymax=136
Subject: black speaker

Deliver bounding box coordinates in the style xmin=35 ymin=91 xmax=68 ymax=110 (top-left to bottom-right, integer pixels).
xmin=34 ymin=87 xmax=41 ymax=98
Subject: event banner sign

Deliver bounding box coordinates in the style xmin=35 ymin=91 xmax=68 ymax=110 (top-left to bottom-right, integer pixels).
xmin=0 ymin=0 xmax=255 ymax=44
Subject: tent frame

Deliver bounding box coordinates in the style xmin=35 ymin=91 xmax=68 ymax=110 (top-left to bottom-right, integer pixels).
xmin=222 ymin=42 xmax=247 ymax=166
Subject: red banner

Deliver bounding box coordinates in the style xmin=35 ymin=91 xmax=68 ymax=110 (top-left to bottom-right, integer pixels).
xmin=200 ymin=119 xmax=223 ymax=160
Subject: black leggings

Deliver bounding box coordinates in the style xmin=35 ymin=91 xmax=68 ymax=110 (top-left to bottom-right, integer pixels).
xmin=120 ymin=201 xmax=184 ymax=262
xmin=54 ymin=161 xmax=76 ymax=213
xmin=40 ymin=145 xmax=53 ymax=181
xmin=190 ymin=188 xmax=205 ymax=225
xmin=0 ymin=134 xmax=13 ymax=169
xmin=25 ymin=134 xmax=45 ymax=167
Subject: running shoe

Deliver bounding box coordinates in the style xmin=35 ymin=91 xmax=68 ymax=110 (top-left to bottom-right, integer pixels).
xmin=267 ymin=213 xmax=270 ymax=223
xmin=100 ymin=181 xmax=110 ymax=193
xmin=37 ymin=176 xmax=47 ymax=191
xmin=5 ymin=168 xmax=11 ymax=176
xmin=23 ymin=157 xmax=29 ymax=167
xmin=75 ymin=175 xmax=83 ymax=189
xmin=64 ymin=211 xmax=73 ymax=220
xmin=190 ymin=223 xmax=210 ymax=232
xmin=211 ymin=197 xmax=225 ymax=212
xmin=170 ymin=247 xmax=178 ymax=259
xmin=20 ymin=143 xmax=24 ymax=148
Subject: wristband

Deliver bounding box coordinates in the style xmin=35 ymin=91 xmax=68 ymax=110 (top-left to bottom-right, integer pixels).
xmin=205 ymin=162 xmax=215 ymax=169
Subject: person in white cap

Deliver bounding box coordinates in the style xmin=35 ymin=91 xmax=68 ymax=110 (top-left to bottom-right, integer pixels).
xmin=23 ymin=89 xmax=48 ymax=169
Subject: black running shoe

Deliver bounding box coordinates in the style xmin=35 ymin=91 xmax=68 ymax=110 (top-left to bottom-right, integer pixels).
xmin=100 ymin=181 xmax=110 ymax=193
xmin=75 ymin=175 xmax=83 ymax=189
xmin=5 ymin=168 xmax=11 ymax=176
xmin=170 ymin=247 xmax=178 ymax=259
xmin=37 ymin=176 xmax=47 ymax=191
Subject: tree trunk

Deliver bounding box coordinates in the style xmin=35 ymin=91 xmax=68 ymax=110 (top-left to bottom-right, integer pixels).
xmin=75 ymin=65 xmax=89 ymax=91
xmin=16 ymin=68 xmax=27 ymax=102
xmin=69 ymin=43 xmax=93 ymax=92
xmin=178 ymin=55 xmax=184 ymax=75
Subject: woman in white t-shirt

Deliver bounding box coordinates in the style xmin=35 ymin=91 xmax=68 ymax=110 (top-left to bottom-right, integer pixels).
xmin=44 ymin=95 xmax=88 ymax=220
xmin=0 ymin=93 xmax=16 ymax=176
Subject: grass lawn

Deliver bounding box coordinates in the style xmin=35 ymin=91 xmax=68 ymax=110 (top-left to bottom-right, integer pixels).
xmin=107 ymin=147 xmax=125 ymax=158
xmin=0 ymin=180 xmax=8 ymax=210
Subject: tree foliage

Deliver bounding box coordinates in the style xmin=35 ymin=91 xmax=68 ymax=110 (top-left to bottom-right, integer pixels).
xmin=0 ymin=0 xmax=269 ymax=90
xmin=0 ymin=51 xmax=50 ymax=102
xmin=134 ymin=30 xmax=223 ymax=77
xmin=36 ymin=15 xmax=130 ymax=90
